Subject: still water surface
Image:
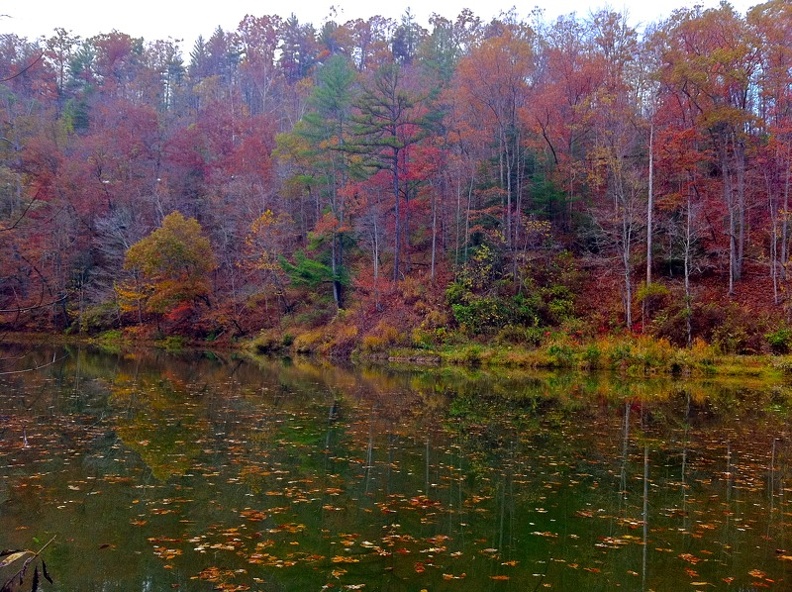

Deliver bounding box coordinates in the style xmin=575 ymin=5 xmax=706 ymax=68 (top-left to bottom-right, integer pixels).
xmin=2 ymin=345 xmax=792 ymax=591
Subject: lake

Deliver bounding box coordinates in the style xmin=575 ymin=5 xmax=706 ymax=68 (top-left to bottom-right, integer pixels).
xmin=2 ymin=344 xmax=792 ymax=591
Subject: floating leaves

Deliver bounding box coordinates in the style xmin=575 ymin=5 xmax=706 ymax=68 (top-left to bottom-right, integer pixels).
xmin=10 ymin=351 xmax=792 ymax=592
xmin=748 ymin=569 xmax=767 ymax=579
xmin=331 ymin=556 xmax=360 ymax=564
xmin=239 ymin=509 xmax=267 ymax=522
xmin=194 ymin=567 xmax=250 ymax=591
xmin=679 ymin=553 xmax=701 ymax=565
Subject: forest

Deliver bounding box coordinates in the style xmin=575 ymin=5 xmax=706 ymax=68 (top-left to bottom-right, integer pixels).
xmin=1 ymin=1 xmax=791 ymax=357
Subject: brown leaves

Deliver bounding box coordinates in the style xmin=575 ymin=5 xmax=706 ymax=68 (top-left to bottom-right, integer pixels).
xmin=331 ymin=556 xmax=360 ymax=564
xmin=194 ymin=567 xmax=250 ymax=591
xmin=152 ymin=546 xmax=182 ymax=561
xmin=239 ymin=509 xmax=267 ymax=522
xmin=679 ymin=553 xmax=701 ymax=565
xmin=748 ymin=569 xmax=767 ymax=578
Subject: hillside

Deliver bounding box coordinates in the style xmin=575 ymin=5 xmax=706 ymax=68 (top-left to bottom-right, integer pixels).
xmin=2 ymin=4 xmax=792 ymax=356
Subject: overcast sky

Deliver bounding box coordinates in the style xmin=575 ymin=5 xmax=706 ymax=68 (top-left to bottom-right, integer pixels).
xmin=0 ymin=0 xmax=758 ymax=57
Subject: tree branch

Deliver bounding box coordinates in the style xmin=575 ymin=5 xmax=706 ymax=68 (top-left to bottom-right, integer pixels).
xmin=0 ymin=294 xmax=66 ymax=314
xmin=0 ymin=53 xmax=43 ymax=82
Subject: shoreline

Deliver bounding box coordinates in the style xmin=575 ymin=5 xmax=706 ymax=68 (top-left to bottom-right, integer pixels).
xmin=3 ymin=330 xmax=788 ymax=381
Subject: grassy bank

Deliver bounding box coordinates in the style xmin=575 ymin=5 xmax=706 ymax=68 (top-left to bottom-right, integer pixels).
xmin=242 ymin=326 xmax=792 ymax=379
xmin=4 ymin=327 xmax=792 ymax=381
xmin=428 ymin=335 xmax=779 ymax=377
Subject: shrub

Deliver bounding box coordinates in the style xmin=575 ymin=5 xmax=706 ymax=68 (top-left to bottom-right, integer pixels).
xmin=77 ymin=301 xmax=120 ymax=334
xmin=766 ymin=327 xmax=792 ymax=355
xmin=546 ymin=343 xmax=574 ymax=367
xmin=322 ymin=323 xmax=358 ymax=356
xmin=293 ymin=329 xmax=324 ymax=353
xmin=411 ymin=327 xmax=449 ymax=349
xmin=635 ymin=282 xmax=671 ymax=312
xmin=582 ymin=344 xmax=602 ymax=369
xmin=360 ymin=322 xmax=407 ymax=354
xmin=495 ymin=325 xmax=544 ymax=347
xmin=251 ymin=332 xmax=286 ymax=354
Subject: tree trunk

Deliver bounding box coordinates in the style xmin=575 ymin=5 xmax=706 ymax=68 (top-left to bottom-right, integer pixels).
xmin=431 ymin=182 xmax=437 ymax=282
xmin=684 ymin=188 xmax=694 ymax=347
xmin=392 ymin=146 xmax=401 ymax=282
xmin=646 ymin=122 xmax=654 ymax=288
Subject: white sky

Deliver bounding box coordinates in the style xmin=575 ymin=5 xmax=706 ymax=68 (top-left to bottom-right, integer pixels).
xmin=0 ymin=0 xmax=757 ymax=58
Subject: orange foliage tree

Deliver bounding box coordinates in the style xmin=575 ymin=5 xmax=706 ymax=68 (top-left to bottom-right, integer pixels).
xmin=119 ymin=211 xmax=217 ymax=319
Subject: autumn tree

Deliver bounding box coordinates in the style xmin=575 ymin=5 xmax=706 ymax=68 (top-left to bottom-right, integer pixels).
xmin=280 ymin=15 xmax=318 ymax=84
xmin=584 ymin=10 xmax=644 ymax=329
xmin=454 ymin=24 xmax=534 ymax=262
xmin=748 ymin=0 xmax=792 ymax=304
xmin=44 ymin=28 xmax=80 ymax=101
xmin=120 ymin=211 xmax=217 ymax=318
xmin=346 ymin=16 xmax=396 ymax=72
xmin=654 ymin=4 xmax=760 ymax=295
xmin=242 ymin=209 xmax=295 ymax=318
xmin=237 ymin=14 xmax=283 ymax=116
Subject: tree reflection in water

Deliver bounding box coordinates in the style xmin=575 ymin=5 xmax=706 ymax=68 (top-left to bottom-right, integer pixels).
xmin=1 ymin=346 xmax=792 ymax=591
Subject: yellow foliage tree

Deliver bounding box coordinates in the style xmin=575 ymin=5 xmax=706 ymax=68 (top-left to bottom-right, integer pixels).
xmin=119 ymin=211 xmax=217 ymax=316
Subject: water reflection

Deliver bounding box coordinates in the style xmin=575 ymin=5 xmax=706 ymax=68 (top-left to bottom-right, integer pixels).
xmin=1 ymin=345 xmax=792 ymax=590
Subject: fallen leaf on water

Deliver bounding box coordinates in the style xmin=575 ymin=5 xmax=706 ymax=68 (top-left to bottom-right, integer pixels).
xmin=331 ymin=556 xmax=360 ymax=564
xmin=0 ymin=552 xmax=28 ymax=569
xmin=240 ymin=509 xmax=267 ymax=521
xmin=749 ymin=569 xmax=767 ymax=579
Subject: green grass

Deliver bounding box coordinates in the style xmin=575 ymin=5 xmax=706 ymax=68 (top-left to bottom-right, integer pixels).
xmin=386 ymin=334 xmax=789 ymax=378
